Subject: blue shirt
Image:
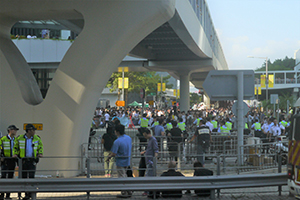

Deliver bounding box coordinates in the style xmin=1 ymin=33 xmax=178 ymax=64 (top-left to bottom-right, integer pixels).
xmin=111 ymin=134 xmax=132 ymax=167
xmin=145 ymin=136 xmax=159 ymax=165
xmin=154 ymin=125 xmax=164 ymax=137
xmin=25 ymin=135 xmax=34 ymax=157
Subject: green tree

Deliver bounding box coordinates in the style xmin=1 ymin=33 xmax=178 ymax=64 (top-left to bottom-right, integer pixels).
xmin=255 ymin=56 xmax=295 ymax=71
xmin=190 ymin=92 xmax=202 ymax=105
xmin=106 ymin=71 xmax=173 ymax=95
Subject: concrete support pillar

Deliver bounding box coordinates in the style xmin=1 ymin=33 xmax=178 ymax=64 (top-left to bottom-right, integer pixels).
xmin=179 ymin=74 xmax=190 ymax=112
xmin=0 ymin=0 xmax=175 ymax=177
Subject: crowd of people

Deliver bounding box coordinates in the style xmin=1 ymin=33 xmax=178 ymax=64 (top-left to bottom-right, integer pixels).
xmin=88 ymin=104 xmax=292 ymax=198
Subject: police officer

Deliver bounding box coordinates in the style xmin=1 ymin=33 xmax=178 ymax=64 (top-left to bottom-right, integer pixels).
xmin=251 ymin=119 xmax=262 ymax=138
xmin=217 ymin=120 xmax=230 ymax=135
xmin=140 ymin=113 xmax=149 ymax=128
xmin=189 ymin=120 xmax=211 ymax=165
xmin=0 ymin=125 xmax=19 ymax=200
xmin=13 ymin=124 xmax=43 ymax=200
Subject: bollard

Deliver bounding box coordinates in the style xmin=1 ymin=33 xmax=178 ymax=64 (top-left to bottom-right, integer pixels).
xmin=153 ymin=156 xmax=157 ymax=176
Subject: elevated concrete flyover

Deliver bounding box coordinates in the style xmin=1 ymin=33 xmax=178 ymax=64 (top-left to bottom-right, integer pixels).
xmin=0 ymin=0 xmax=227 ymax=176
xmin=0 ymin=0 xmax=176 ymax=177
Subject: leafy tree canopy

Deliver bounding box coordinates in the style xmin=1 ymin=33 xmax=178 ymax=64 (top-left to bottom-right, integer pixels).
xmin=190 ymin=92 xmax=202 ymax=105
xmin=106 ymin=71 xmax=173 ymax=95
xmin=255 ymin=56 xmax=295 ymax=71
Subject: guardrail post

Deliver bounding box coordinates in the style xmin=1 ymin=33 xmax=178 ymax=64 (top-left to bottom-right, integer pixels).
xmin=217 ymin=156 xmax=221 ymax=198
xmin=278 ymin=155 xmax=282 ymax=196
xmin=18 ymin=158 xmax=22 ymax=199
xmin=223 ymin=154 xmax=226 ymax=173
xmin=86 ymin=158 xmax=91 ymax=199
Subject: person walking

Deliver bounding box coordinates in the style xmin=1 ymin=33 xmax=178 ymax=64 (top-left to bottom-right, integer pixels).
xmin=0 ymin=125 xmax=19 ymax=200
xmin=101 ymin=125 xmax=117 ymax=178
xmin=108 ymin=124 xmax=132 ymax=198
xmin=13 ymin=124 xmax=43 ymax=200
xmin=189 ymin=120 xmax=211 ymax=165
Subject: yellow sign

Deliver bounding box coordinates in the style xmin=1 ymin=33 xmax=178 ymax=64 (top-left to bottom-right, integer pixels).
xmin=157 ymin=83 xmax=161 ymax=92
xmin=258 ymin=87 xmax=261 ymax=95
xmin=173 ymin=89 xmax=176 ymax=96
xmin=118 ymin=67 xmax=129 ymax=72
xmin=172 ymin=101 xmax=177 ymax=106
xmin=177 ymin=89 xmax=180 ymax=98
xmin=118 ymin=78 xmax=129 ymax=89
xmin=162 ymin=83 xmax=166 ymax=92
xmin=261 ymin=75 xmax=266 ymax=88
xmin=268 ymin=74 xmax=274 ymax=88
xmin=254 ymin=87 xmax=257 ymax=95
xmin=149 ymin=100 xmax=154 ymax=106
xmin=23 ymin=123 xmax=43 ymax=131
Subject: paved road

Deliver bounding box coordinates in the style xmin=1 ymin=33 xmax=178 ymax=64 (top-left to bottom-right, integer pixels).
xmin=7 ymin=186 xmax=295 ymax=200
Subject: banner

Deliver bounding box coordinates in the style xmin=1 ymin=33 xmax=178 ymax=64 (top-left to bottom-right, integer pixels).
xmin=118 ymin=78 xmax=129 ymax=89
xmin=258 ymin=87 xmax=262 ymax=95
xmin=162 ymin=83 xmax=166 ymax=92
xmin=173 ymin=89 xmax=176 ymax=96
xmin=268 ymin=74 xmax=274 ymax=88
xmin=254 ymin=87 xmax=257 ymax=95
xmin=177 ymin=89 xmax=180 ymax=98
xmin=260 ymin=75 xmax=266 ymax=88
xmin=157 ymin=83 xmax=161 ymax=92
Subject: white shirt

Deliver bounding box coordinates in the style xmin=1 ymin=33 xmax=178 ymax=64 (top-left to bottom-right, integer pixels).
xmin=104 ymin=113 xmax=110 ymax=121
xmin=270 ymin=124 xmax=284 ymax=137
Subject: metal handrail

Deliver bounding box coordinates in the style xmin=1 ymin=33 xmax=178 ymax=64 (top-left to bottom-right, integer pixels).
xmin=0 ymin=173 xmax=287 ymax=200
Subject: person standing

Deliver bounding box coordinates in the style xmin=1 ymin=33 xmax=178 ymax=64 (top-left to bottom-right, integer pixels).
xmin=141 ymin=128 xmax=159 ymax=198
xmin=13 ymin=124 xmax=43 ymax=200
xmin=189 ymin=120 xmax=211 ymax=165
xmin=141 ymin=128 xmax=159 ymax=177
xmin=0 ymin=125 xmax=19 ymax=200
xmin=108 ymin=124 xmax=132 ymax=198
xmin=154 ymin=118 xmax=165 ymax=151
xmin=101 ymin=125 xmax=117 ymax=177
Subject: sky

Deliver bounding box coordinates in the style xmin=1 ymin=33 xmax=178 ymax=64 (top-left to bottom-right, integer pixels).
xmin=206 ymin=0 xmax=300 ymax=70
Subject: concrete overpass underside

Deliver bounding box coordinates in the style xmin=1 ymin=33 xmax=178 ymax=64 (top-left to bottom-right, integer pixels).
xmin=0 ymin=0 xmax=176 ymax=176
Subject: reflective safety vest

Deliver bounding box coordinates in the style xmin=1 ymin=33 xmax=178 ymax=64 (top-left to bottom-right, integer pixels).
xmin=254 ymin=122 xmax=261 ymax=130
xmin=0 ymin=135 xmax=15 ymax=157
xmin=140 ymin=118 xmax=149 ymax=127
xmin=220 ymin=126 xmax=230 ymax=135
xmin=211 ymin=120 xmax=218 ymax=129
xmin=154 ymin=121 xmax=159 ymax=126
xmin=280 ymin=121 xmax=288 ymax=127
xmin=178 ymin=122 xmax=186 ymax=131
xmin=245 ymin=123 xmax=248 ymax=129
xmin=225 ymin=122 xmax=232 ymax=130
xmin=196 ymin=118 xmax=201 ymax=126
xmin=13 ymin=134 xmax=43 ymax=158
xmin=166 ymin=123 xmax=173 ymax=131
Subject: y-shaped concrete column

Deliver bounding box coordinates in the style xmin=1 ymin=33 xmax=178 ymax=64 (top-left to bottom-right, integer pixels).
xmin=179 ymin=73 xmax=191 ymax=112
xmin=0 ymin=0 xmax=175 ymax=176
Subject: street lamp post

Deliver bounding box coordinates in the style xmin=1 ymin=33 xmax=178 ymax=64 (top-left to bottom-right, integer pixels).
xmin=248 ymin=56 xmax=269 ymax=101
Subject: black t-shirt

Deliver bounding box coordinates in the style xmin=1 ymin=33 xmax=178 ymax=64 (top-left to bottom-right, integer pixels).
xmin=160 ymin=169 xmax=184 ymax=198
xmin=195 ymin=126 xmax=210 ymax=148
xmin=194 ymin=168 xmax=213 ymax=197
xmin=169 ymin=127 xmax=182 ymax=143
xmin=102 ymin=133 xmax=117 ymax=151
